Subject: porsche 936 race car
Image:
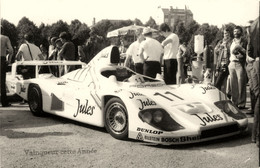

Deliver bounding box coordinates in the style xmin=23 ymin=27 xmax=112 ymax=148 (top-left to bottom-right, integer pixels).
xmin=15 ymin=45 xmax=248 ymax=145
xmin=6 ymin=60 xmax=85 ymax=96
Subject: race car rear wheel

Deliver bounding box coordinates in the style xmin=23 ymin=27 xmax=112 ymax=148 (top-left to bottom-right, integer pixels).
xmin=28 ymin=84 xmax=44 ymax=116
xmin=105 ymin=98 xmax=128 ymax=140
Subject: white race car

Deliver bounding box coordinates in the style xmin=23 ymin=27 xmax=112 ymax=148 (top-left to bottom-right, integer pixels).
xmin=6 ymin=60 xmax=85 ymax=96
xmin=15 ymin=45 xmax=248 ymax=145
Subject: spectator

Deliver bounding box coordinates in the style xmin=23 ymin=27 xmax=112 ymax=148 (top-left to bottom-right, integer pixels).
xmin=251 ymin=55 xmax=259 ymax=147
xmin=15 ymin=33 xmax=44 ymax=61
xmin=176 ymin=39 xmax=187 ymax=84
xmin=48 ymin=37 xmax=58 ymax=59
xmin=245 ymin=23 xmax=257 ymax=114
xmin=58 ymin=32 xmax=76 ymax=61
xmin=58 ymin=32 xmax=76 ymax=73
xmin=83 ymin=35 xmax=105 ymax=64
xmin=124 ymin=28 xmax=145 ymax=74
xmin=160 ymin=23 xmax=180 ymax=84
xmin=0 ymin=26 xmax=13 ymax=107
xmin=138 ymin=27 xmax=164 ymax=78
xmin=214 ymin=28 xmax=233 ymax=92
xmin=228 ymin=26 xmax=247 ymax=108
xmin=40 ymin=44 xmax=48 ymax=60
xmin=78 ymin=41 xmax=86 ymax=63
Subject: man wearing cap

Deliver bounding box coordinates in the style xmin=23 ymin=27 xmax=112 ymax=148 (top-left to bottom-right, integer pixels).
xmin=160 ymin=23 xmax=179 ymax=85
xmin=124 ymin=28 xmax=145 ymax=74
xmin=138 ymin=27 xmax=164 ymax=78
xmin=0 ymin=26 xmax=13 ymax=107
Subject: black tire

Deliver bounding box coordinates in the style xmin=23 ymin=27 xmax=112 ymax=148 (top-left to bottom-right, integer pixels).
xmin=28 ymin=84 xmax=44 ymax=116
xmin=104 ymin=98 xmax=128 ymax=140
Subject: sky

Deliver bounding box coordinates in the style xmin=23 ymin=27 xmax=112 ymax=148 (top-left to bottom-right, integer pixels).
xmin=0 ymin=0 xmax=259 ymax=28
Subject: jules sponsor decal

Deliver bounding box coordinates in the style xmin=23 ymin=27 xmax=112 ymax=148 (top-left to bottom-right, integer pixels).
xmin=129 ymin=92 xmax=143 ymax=99
xmin=200 ymin=85 xmax=216 ymax=94
xmin=74 ymin=99 xmax=95 ymax=117
xmin=161 ymin=136 xmax=200 ymax=143
xmin=137 ymin=99 xmax=156 ymax=110
xmin=57 ymin=81 xmax=68 ymax=85
xmin=137 ymin=127 xmax=163 ymax=135
xmin=130 ymin=83 xmax=164 ymax=88
xmin=194 ymin=113 xmax=223 ymax=126
xmin=144 ymin=136 xmax=160 ymax=142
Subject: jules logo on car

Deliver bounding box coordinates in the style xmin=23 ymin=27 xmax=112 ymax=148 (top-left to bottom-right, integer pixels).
xmin=129 ymin=92 xmax=143 ymax=99
xmin=194 ymin=113 xmax=223 ymax=126
xmin=200 ymin=85 xmax=216 ymax=94
xmin=137 ymin=99 xmax=156 ymax=110
xmin=74 ymin=99 xmax=95 ymax=117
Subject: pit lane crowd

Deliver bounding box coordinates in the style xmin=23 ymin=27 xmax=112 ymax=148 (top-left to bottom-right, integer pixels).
xmin=0 ymin=22 xmax=259 ymax=147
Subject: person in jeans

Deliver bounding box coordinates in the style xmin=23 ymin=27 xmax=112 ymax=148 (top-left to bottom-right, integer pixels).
xmin=0 ymin=26 xmax=13 ymax=107
xmin=214 ymin=28 xmax=233 ymax=92
xmin=251 ymin=56 xmax=259 ymax=147
xmin=228 ymin=26 xmax=247 ymax=108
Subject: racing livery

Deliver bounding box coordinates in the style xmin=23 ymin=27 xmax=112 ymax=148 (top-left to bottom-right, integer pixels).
xmin=15 ymin=45 xmax=248 ymax=145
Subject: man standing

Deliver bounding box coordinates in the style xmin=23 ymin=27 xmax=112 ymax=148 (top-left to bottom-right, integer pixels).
xmin=15 ymin=33 xmax=43 ymax=61
xmin=214 ymin=28 xmax=233 ymax=91
xmin=228 ymin=26 xmax=247 ymax=108
xmin=138 ymin=27 xmax=164 ymax=78
xmin=58 ymin=32 xmax=75 ymax=61
xmin=0 ymin=26 xmax=13 ymax=107
xmin=160 ymin=23 xmax=179 ymax=85
xmin=58 ymin=32 xmax=76 ymax=73
xmin=124 ymin=29 xmax=145 ymax=74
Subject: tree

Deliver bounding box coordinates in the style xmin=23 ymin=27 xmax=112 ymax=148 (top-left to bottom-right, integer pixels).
xmin=16 ymin=17 xmax=41 ymax=45
xmin=145 ymin=17 xmax=158 ymax=29
xmin=175 ymin=21 xmax=189 ymax=43
xmin=196 ymin=23 xmax=219 ymax=45
xmin=73 ymin=23 xmax=91 ymax=44
xmin=134 ymin=18 xmax=143 ymax=26
xmin=69 ymin=19 xmax=82 ymax=37
xmin=1 ymin=19 xmax=18 ymax=47
xmin=184 ymin=20 xmax=200 ymax=55
xmin=92 ymin=20 xmax=113 ymax=38
xmin=48 ymin=20 xmax=69 ymax=38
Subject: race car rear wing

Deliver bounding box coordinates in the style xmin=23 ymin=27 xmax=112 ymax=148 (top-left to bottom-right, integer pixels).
xmin=10 ymin=60 xmax=86 ymax=78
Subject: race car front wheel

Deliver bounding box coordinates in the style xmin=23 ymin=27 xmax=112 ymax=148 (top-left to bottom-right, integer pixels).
xmin=105 ymin=98 xmax=128 ymax=140
xmin=28 ymin=84 xmax=44 ymax=116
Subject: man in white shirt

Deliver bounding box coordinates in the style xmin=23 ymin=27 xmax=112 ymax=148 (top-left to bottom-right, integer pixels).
xmin=228 ymin=26 xmax=247 ymax=108
xmin=160 ymin=23 xmax=179 ymax=85
xmin=138 ymin=27 xmax=164 ymax=78
xmin=124 ymin=28 xmax=145 ymax=74
xmin=15 ymin=34 xmax=43 ymax=61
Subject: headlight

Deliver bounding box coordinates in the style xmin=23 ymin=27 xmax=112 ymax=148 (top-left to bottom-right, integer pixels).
xmin=214 ymin=100 xmax=246 ymax=120
xmin=138 ymin=109 xmax=184 ymax=131
xmin=153 ymin=110 xmax=163 ymax=123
